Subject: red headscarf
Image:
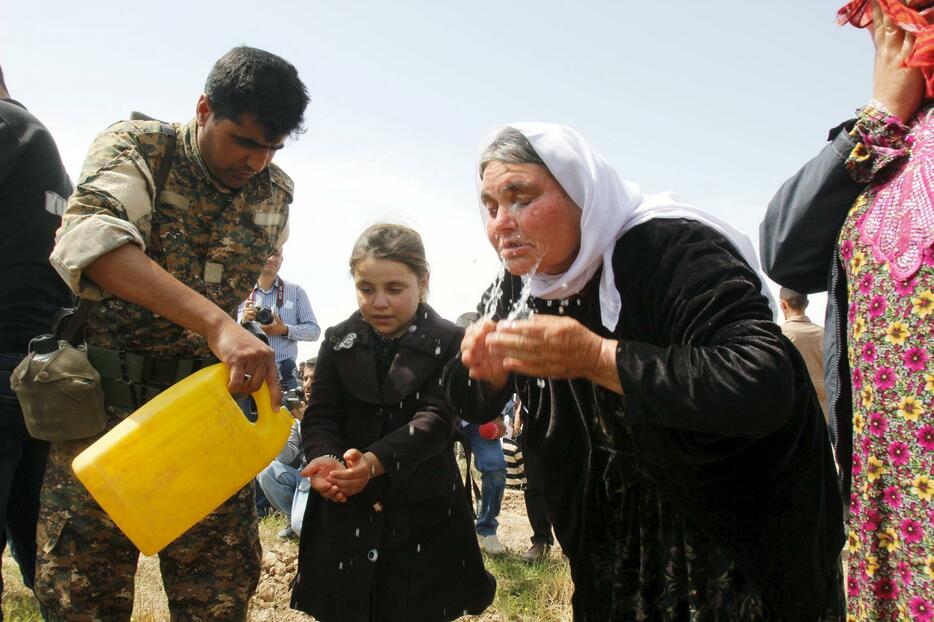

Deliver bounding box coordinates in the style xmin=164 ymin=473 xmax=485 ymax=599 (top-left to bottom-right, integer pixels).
xmin=838 ymin=0 xmax=934 ymax=97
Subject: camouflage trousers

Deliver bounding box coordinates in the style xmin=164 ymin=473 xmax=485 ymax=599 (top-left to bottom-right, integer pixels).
xmin=34 ymin=434 xmax=262 ymax=621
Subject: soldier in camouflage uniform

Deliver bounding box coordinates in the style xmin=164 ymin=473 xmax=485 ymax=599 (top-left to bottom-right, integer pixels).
xmin=38 ymin=46 xmax=309 ymax=621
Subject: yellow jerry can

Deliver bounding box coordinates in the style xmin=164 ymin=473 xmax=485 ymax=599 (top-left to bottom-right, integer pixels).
xmin=72 ymin=363 xmax=292 ymax=556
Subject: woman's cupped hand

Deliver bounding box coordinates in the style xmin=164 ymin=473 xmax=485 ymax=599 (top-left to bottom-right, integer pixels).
xmin=483 ymin=315 xmax=604 ymax=380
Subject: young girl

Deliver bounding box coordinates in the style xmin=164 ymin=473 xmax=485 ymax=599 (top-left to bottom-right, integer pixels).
xmin=290 ymin=224 xmax=496 ymax=622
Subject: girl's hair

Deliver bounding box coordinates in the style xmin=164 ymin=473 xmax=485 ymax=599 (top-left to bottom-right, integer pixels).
xmin=349 ymin=223 xmax=430 ymax=284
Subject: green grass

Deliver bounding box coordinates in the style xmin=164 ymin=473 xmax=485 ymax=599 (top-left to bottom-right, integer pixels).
xmin=480 ymin=552 xmax=572 ymax=622
xmin=1 ymin=551 xmax=43 ymax=622
xmin=0 ymin=590 xmax=43 ymax=622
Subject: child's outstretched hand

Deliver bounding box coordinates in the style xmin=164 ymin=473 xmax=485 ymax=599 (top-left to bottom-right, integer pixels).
xmin=327 ymin=448 xmax=384 ymax=498
xmin=303 ymin=456 xmax=348 ymax=502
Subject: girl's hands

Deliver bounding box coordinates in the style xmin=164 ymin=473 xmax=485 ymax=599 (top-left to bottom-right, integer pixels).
xmin=872 ymin=0 xmax=925 ymax=121
xmin=302 ymin=456 xmax=348 ymax=502
xmin=325 ymin=449 xmax=385 ymax=500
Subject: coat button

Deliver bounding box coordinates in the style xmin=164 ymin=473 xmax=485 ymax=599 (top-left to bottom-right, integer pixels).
xmin=367 ymin=548 xmax=379 ymax=562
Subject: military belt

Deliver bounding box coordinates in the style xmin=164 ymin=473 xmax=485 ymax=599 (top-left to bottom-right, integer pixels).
xmin=87 ymin=346 xmax=218 ymax=411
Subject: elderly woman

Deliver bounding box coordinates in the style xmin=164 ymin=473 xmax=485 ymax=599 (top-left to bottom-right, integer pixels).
xmin=762 ymin=2 xmax=934 ymax=618
xmin=448 ymin=123 xmax=844 ymax=620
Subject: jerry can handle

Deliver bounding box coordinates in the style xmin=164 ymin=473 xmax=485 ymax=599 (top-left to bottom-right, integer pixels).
xmin=249 ymin=379 xmax=289 ymax=431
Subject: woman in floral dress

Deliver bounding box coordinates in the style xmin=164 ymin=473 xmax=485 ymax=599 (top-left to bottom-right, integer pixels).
xmin=763 ymin=1 xmax=934 ymax=618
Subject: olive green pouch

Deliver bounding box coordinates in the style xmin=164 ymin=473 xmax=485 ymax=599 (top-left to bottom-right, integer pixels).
xmin=10 ymin=341 xmax=107 ymax=442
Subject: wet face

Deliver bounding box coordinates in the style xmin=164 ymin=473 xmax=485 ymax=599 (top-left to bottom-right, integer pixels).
xmin=262 ymin=250 xmax=283 ymax=277
xmin=195 ymin=95 xmax=286 ymax=190
xmin=353 ymin=258 xmax=428 ymax=338
xmin=480 ymin=161 xmax=582 ymax=276
xmin=302 ymin=365 xmax=315 ymax=401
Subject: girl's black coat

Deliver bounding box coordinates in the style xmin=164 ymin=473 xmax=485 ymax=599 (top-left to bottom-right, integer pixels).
xmin=291 ymin=304 xmax=495 ymax=622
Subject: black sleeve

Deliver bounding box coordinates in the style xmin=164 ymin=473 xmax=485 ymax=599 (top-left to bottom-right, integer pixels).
xmin=443 ymin=355 xmax=514 ymax=425
xmin=367 ymin=332 xmax=462 ymax=487
xmin=300 ymin=339 xmax=348 ymax=462
xmin=0 ymin=114 xmax=23 ymax=183
xmin=759 ymin=120 xmax=863 ymax=293
xmin=614 ymin=220 xmax=795 ymax=438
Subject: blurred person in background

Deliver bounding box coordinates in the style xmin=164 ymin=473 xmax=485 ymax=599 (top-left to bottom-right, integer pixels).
xmin=778 ymin=288 xmax=828 ymax=422
xmin=0 ymin=63 xmax=72 ymax=617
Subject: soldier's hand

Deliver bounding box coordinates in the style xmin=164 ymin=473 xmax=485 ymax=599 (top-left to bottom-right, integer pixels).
xmin=208 ymin=319 xmax=281 ymax=408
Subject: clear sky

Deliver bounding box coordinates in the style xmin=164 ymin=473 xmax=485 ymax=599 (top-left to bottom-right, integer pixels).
xmin=2 ymin=1 xmax=874 ymax=360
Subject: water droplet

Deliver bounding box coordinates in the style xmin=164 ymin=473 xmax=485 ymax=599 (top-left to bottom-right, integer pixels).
xmin=577 ymin=299 xmax=582 ymax=306
xmin=339 ymin=562 xmax=344 ymax=570
xmin=448 ymin=507 xmax=452 ymax=516
xmin=467 ymin=379 xmax=472 ymax=387
xmin=409 ymin=425 xmax=415 ymax=436
xmin=415 ymin=392 xmax=420 ymax=399
xmin=399 ymin=401 xmax=404 ymax=408
xmin=558 ymin=306 xmax=564 ymax=314
xmin=537 ymin=378 xmax=546 ymax=388
xmin=355 ymin=528 xmax=360 ymax=537
xmin=434 ymin=346 xmax=441 ymax=355
xmin=417 ymin=543 xmax=421 ymax=553
xmin=424 ymin=312 xmax=429 ymax=319
xmin=396 ymin=461 xmax=401 ymax=470
xmin=547 ymin=300 xmax=553 ymax=307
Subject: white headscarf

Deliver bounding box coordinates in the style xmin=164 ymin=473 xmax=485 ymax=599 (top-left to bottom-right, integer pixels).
xmin=477 ymin=122 xmax=776 ymax=330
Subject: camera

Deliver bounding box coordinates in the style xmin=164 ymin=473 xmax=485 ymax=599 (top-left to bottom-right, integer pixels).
xmin=283 ymin=387 xmax=305 ymax=412
xmin=255 ymin=306 xmax=274 ymax=325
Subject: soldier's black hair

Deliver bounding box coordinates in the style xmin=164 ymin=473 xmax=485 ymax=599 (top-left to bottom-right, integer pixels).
xmin=204 ymin=46 xmax=309 ymax=140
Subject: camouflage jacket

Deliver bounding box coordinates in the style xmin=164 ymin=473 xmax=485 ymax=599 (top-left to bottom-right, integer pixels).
xmin=50 ymin=119 xmax=293 ymax=357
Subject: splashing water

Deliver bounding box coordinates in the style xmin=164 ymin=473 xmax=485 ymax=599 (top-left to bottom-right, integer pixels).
xmin=506 ymin=271 xmax=536 ymax=321
xmin=482 ymin=264 xmax=507 ymax=318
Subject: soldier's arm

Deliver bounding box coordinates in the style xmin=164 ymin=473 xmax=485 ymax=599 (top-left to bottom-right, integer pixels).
xmin=50 ymin=122 xmax=167 ymax=300
xmin=83 ymin=244 xmax=279 ymax=403
xmin=51 ymin=123 xmax=280 ymax=405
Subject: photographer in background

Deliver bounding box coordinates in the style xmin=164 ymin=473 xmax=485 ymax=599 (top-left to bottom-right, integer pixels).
xmin=257 ymin=357 xmax=315 ymax=539
xmin=238 ymin=249 xmax=318 ymax=517
xmin=238 ymin=248 xmax=320 ymax=382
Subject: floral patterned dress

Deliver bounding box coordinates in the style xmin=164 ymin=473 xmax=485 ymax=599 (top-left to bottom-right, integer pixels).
xmin=841 ymin=105 xmax=934 ymax=622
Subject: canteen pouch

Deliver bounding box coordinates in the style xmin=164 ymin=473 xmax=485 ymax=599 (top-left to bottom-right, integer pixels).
xmin=9 ymin=341 xmax=107 ymax=442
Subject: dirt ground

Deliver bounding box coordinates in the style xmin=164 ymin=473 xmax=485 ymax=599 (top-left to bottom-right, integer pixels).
xmin=244 ymin=488 xmax=552 ymax=622
xmin=2 ymin=488 xmax=561 ymax=621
